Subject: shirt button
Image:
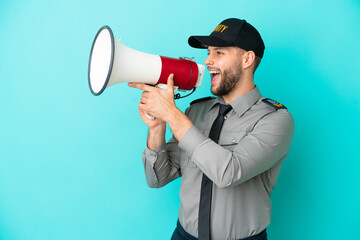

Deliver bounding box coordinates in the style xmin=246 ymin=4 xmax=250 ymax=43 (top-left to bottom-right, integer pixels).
xmin=232 ymin=139 xmax=236 ymax=143
xmin=224 ymin=116 xmax=227 ymax=120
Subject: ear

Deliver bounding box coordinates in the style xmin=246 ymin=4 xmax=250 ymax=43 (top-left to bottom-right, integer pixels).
xmin=242 ymin=51 xmax=256 ymax=70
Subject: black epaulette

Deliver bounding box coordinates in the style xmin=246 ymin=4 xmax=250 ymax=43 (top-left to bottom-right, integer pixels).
xmin=262 ymin=98 xmax=287 ymax=110
xmin=190 ymin=97 xmax=215 ymax=105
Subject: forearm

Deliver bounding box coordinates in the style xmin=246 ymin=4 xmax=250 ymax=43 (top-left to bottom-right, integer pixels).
xmin=164 ymin=107 xmax=194 ymax=142
xmin=143 ymin=142 xmax=182 ymax=188
xmin=146 ymin=123 xmax=166 ymax=150
xmin=143 ymin=107 xmax=191 ymax=187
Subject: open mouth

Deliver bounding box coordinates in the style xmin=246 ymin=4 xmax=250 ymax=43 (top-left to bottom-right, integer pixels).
xmin=209 ymin=70 xmax=221 ymax=85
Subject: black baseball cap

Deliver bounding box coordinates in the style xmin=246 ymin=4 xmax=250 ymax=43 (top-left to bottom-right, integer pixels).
xmin=188 ymin=18 xmax=265 ymax=58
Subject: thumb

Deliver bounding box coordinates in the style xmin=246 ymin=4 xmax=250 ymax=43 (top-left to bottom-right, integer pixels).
xmin=166 ymin=73 xmax=174 ymax=93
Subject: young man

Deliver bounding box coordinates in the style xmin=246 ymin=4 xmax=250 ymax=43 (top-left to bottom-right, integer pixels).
xmin=129 ymin=18 xmax=294 ymax=240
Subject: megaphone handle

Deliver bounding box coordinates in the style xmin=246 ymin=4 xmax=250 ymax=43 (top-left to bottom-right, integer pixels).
xmin=144 ymin=84 xmax=178 ymax=121
xmin=145 ymin=112 xmax=155 ymax=120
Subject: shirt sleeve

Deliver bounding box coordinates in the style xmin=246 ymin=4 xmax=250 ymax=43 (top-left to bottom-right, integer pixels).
xmin=178 ymin=109 xmax=295 ymax=189
xmin=142 ymin=140 xmax=182 ymax=188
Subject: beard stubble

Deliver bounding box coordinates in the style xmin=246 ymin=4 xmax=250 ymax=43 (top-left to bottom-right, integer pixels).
xmin=211 ymin=60 xmax=243 ymax=96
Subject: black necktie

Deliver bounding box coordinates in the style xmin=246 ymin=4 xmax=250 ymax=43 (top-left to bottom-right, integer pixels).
xmin=198 ymin=104 xmax=233 ymax=240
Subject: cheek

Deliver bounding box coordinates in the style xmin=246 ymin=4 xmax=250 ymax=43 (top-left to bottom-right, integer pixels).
xmin=220 ymin=58 xmax=234 ymax=70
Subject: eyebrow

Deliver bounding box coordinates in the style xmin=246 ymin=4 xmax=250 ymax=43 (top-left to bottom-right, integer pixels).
xmin=207 ymin=47 xmax=226 ymax=53
xmin=208 ymin=47 xmax=223 ymax=50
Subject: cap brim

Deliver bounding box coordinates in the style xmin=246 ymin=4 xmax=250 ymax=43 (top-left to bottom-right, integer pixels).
xmin=188 ymin=35 xmax=234 ymax=49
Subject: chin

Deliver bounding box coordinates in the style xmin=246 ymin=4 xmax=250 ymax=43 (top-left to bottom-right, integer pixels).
xmin=210 ymin=86 xmax=220 ymax=96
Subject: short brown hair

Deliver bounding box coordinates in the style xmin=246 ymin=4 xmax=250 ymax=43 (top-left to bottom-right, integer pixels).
xmin=237 ymin=48 xmax=262 ymax=74
xmin=252 ymin=56 xmax=261 ymax=74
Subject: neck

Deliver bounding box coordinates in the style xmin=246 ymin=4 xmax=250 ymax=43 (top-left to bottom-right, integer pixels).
xmin=222 ymin=74 xmax=255 ymax=103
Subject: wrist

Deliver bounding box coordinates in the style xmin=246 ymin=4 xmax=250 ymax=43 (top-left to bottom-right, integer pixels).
xmin=149 ymin=121 xmax=166 ymax=132
xmin=163 ymin=106 xmax=181 ymax=123
xmin=166 ymin=108 xmax=193 ymax=142
xmin=147 ymin=123 xmax=166 ymax=150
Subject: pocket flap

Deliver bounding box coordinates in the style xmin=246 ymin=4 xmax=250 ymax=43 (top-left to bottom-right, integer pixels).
xmin=218 ymin=131 xmax=247 ymax=145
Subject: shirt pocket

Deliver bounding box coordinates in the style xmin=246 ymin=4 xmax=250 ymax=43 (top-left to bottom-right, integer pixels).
xmin=218 ymin=131 xmax=247 ymax=151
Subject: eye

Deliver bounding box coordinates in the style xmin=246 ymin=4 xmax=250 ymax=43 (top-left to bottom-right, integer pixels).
xmin=207 ymin=50 xmax=224 ymax=56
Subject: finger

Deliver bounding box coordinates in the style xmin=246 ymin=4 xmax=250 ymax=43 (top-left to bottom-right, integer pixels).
xmin=140 ymin=96 xmax=147 ymax=104
xmin=128 ymin=82 xmax=155 ymax=92
xmin=139 ymin=110 xmax=148 ymax=120
xmin=138 ymin=102 xmax=150 ymax=112
xmin=142 ymin=91 xmax=150 ymax=98
xmin=166 ymin=74 xmax=174 ymax=92
xmin=139 ymin=110 xmax=154 ymax=123
xmin=139 ymin=109 xmax=146 ymax=118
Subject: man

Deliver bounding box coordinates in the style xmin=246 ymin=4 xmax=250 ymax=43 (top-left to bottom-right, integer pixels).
xmin=128 ymin=18 xmax=294 ymax=240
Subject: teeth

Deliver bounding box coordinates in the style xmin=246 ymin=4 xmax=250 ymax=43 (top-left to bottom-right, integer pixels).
xmin=209 ymin=70 xmax=220 ymax=74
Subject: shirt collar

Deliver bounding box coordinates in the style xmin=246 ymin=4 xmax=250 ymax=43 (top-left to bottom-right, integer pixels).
xmin=208 ymin=86 xmax=263 ymax=117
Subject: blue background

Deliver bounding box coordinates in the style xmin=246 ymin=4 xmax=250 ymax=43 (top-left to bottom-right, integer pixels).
xmin=1 ymin=0 xmax=359 ymax=239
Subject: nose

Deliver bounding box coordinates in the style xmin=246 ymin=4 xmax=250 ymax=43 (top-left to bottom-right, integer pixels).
xmin=205 ymin=54 xmax=214 ymax=66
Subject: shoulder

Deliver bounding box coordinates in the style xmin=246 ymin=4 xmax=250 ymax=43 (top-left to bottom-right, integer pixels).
xmin=261 ymin=98 xmax=287 ymax=111
xmin=185 ymin=97 xmax=216 ymax=118
xmin=253 ymin=97 xmax=290 ymax=116
xmin=256 ymin=97 xmax=294 ymax=129
xmin=190 ymin=96 xmax=216 ymax=106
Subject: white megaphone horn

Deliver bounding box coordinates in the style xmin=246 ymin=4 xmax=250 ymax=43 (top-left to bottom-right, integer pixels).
xmin=88 ymin=25 xmax=205 ymax=96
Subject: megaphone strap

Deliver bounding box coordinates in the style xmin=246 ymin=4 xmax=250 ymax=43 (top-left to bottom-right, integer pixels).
xmin=175 ymin=88 xmax=197 ymax=100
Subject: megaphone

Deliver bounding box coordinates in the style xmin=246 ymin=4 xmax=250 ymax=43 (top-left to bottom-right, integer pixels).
xmin=88 ymin=25 xmax=205 ymax=96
